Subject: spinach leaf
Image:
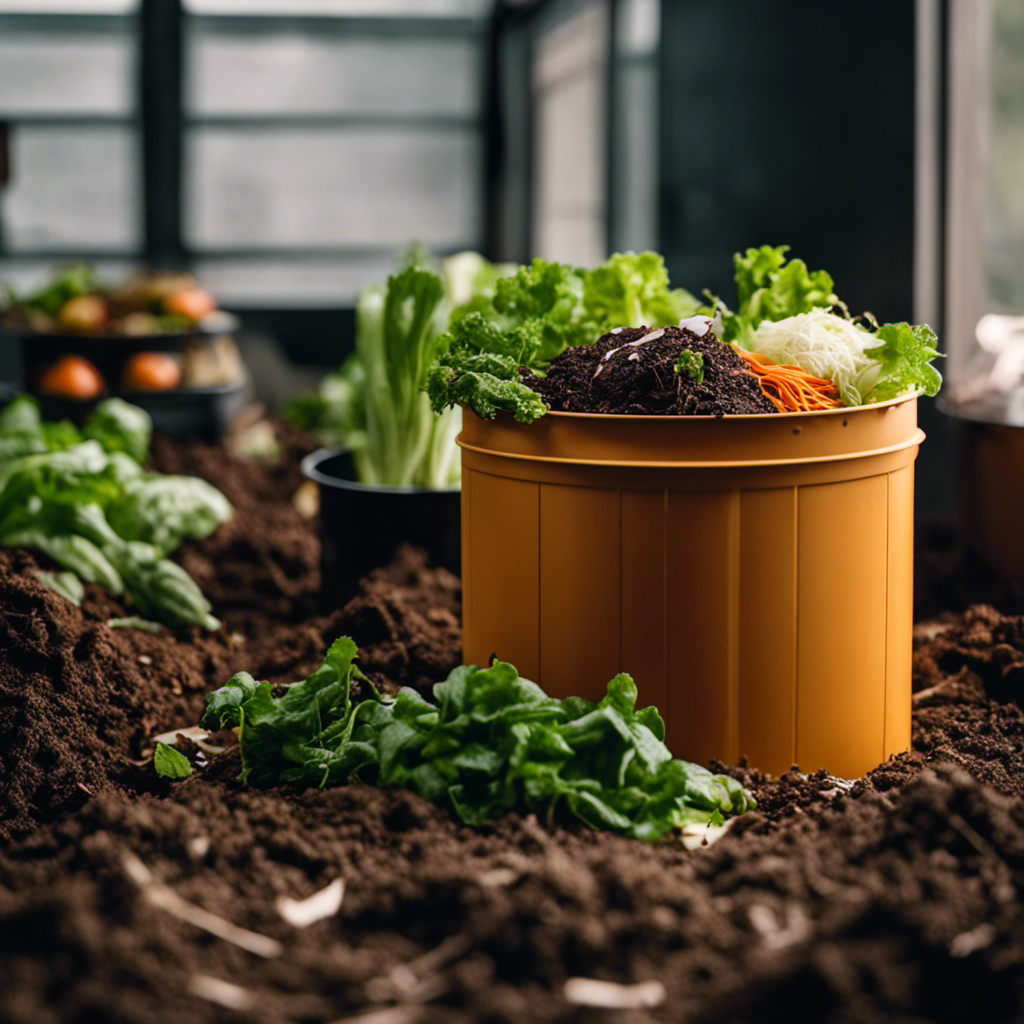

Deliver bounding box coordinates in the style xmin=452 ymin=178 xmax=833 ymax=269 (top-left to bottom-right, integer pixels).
xmin=106 ymin=475 xmax=232 ymax=554
xmin=202 ymin=640 xmax=756 ymax=841
xmin=81 ymin=398 xmax=152 ymax=464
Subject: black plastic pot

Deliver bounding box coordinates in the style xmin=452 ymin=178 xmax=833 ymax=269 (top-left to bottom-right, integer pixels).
xmin=0 ymin=314 xmax=248 ymax=442
xmin=37 ymin=378 xmax=251 ymax=444
xmin=301 ymin=448 xmax=460 ymax=609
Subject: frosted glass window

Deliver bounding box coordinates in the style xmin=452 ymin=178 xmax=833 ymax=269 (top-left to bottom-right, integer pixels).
xmin=192 ymin=254 xmax=399 ymax=306
xmin=985 ymin=0 xmax=1024 ymax=312
xmin=0 ymin=29 xmax=134 ymax=115
xmin=944 ymin=0 xmax=1024 ymax=388
xmin=532 ymin=2 xmax=608 ymax=266
xmin=185 ymin=0 xmax=492 ymax=16
xmin=186 ymin=31 xmax=481 ymax=117
xmin=185 ymin=127 xmax=480 ymax=249
xmin=1 ymin=127 xmax=139 ymax=250
xmin=0 ymin=1 xmax=134 ymax=11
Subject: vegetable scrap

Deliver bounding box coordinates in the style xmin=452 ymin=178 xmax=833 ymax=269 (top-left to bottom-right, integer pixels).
xmin=286 ymin=249 xmax=515 ymax=488
xmin=745 ymin=308 xmax=942 ymax=406
xmin=426 ymin=251 xmax=696 ymax=424
xmin=33 ymin=567 xmax=85 ymax=606
xmin=563 ymin=978 xmax=667 ymax=1010
xmin=1 ymin=265 xmax=224 ymax=336
xmin=275 ymin=878 xmax=346 ymax=928
xmin=121 ymin=850 xmax=283 ymax=958
xmin=736 ymin=348 xmax=843 ymax=412
xmin=0 ymin=393 xmax=230 ymax=629
xmin=425 ymin=244 xmax=943 ymax=424
xmin=154 ymin=741 xmax=193 ymax=779
xmin=122 ymin=351 xmax=183 ymax=392
xmin=199 ymin=636 xmax=755 ymax=841
xmin=37 ymin=354 xmax=105 ymax=400
xmin=674 ymin=348 xmax=705 ymax=384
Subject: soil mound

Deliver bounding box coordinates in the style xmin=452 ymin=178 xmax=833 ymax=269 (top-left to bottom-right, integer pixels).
xmin=525 ymin=325 xmax=777 ymax=415
xmin=4 ymin=732 xmax=1024 ymax=1023
xmin=0 ymin=549 xmax=234 ymax=844
xmin=0 ymin=422 xmax=461 ymax=845
xmin=327 ymin=545 xmax=462 ymax=695
xmin=151 ymin=427 xmax=322 ymax=622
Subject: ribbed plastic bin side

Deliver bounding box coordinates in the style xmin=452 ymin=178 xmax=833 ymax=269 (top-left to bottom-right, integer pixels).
xmin=459 ymin=398 xmax=923 ymax=780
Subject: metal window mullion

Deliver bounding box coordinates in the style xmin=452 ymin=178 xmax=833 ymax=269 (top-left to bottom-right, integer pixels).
xmin=140 ymin=0 xmax=185 ymax=267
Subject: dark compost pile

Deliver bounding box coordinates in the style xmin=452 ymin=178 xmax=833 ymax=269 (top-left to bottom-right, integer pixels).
xmin=525 ymin=324 xmax=777 ymax=416
xmin=3 ymin=424 xmax=1024 ymax=1024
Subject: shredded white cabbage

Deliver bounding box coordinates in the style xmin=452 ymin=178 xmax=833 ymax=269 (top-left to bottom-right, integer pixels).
xmin=747 ymin=310 xmax=883 ymax=406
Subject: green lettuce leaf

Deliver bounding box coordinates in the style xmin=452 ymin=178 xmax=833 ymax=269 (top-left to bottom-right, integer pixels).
xmin=583 ymin=251 xmax=698 ymax=330
xmin=34 ymin=568 xmax=85 ymax=606
xmin=201 ymin=639 xmax=757 ymax=841
xmin=354 ymin=265 xmax=461 ymax=487
xmin=427 ymin=252 xmax=695 ymax=425
xmin=859 ymin=321 xmax=944 ymax=402
xmin=81 ymin=398 xmax=152 ymax=464
xmin=715 ymin=245 xmax=837 ymax=348
xmin=106 ymin=474 xmax=232 ymax=554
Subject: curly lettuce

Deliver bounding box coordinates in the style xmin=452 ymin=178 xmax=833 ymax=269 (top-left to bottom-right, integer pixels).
xmin=428 ymin=251 xmax=694 ymax=425
xmin=859 ymin=322 xmax=943 ymax=402
xmin=711 ymin=244 xmax=837 ymax=349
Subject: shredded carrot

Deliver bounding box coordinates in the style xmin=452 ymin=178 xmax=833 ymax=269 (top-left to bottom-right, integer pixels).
xmin=736 ymin=349 xmax=843 ymax=413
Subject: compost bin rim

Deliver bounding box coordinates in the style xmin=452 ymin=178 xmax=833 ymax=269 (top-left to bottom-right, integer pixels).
xmin=301 ymin=447 xmax=461 ymax=495
xmin=458 ymin=429 xmax=925 ymax=469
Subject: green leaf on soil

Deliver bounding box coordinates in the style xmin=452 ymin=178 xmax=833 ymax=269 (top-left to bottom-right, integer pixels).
xmin=34 ymin=569 xmax=85 ymax=606
xmin=106 ymin=616 xmax=164 ymax=632
xmin=201 ymin=636 xmax=757 ymax=842
xmin=154 ymin=741 xmax=193 ymax=779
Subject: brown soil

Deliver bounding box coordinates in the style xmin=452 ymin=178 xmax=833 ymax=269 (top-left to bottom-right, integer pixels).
xmin=3 ymin=427 xmax=1024 ymax=1024
xmin=525 ymin=325 xmax=777 ymax=416
xmin=0 ymin=425 xmax=461 ymax=846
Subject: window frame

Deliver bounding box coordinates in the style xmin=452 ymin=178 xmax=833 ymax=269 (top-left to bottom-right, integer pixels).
xmin=0 ymin=0 xmax=496 ymax=350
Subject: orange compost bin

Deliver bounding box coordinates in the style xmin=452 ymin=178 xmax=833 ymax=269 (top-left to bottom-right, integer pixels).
xmin=458 ymin=395 xmax=924 ymax=780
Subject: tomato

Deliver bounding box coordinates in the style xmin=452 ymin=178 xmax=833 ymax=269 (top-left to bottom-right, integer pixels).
xmin=122 ymin=351 xmax=182 ymax=392
xmin=37 ymin=355 xmax=106 ymax=400
xmin=163 ymin=288 xmax=216 ymax=322
xmin=57 ymin=295 xmax=108 ymax=333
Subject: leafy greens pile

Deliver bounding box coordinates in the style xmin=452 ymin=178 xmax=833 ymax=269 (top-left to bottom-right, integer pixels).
xmin=286 ymin=250 xmax=516 ymax=488
xmin=708 ymin=245 xmax=943 ymax=404
xmin=0 ymin=394 xmax=230 ymax=629
xmin=426 ymin=251 xmax=698 ymax=425
xmin=200 ymin=637 xmax=754 ymax=841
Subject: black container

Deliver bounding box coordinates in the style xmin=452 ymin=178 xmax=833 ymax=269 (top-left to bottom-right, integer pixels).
xmin=1 ymin=313 xmax=239 ymax=387
xmin=0 ymin=314 xmax=248 ymax=442
xmin=302 ymin=447 xmax=461 ymax=609
xmin=38 ymin=378 xmax=251 ymax=444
